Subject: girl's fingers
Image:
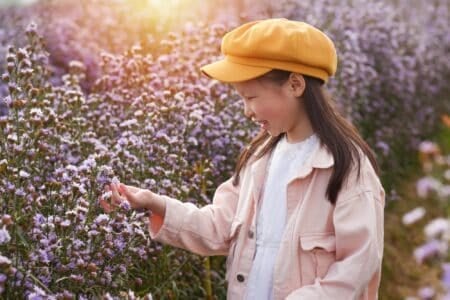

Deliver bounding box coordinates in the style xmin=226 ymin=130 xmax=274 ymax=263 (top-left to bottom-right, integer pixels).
xmin=99 ymin=198 xmax=113 ymax=213
xmin=110 ymin=183 xmax=125 ymax=204
xmin=120 ymin=184 xmax=139 ymax=194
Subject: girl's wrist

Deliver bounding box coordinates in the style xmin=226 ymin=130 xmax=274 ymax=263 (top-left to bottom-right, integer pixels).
xmin=144 ymin=190 xmax=166 ymax=217
xmin=144 ymin=189 xmax=156 ymax=210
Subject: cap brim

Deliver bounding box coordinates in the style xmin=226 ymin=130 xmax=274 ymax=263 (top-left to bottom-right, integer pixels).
xmin=200 ymin=58 xmax=272 ymax=83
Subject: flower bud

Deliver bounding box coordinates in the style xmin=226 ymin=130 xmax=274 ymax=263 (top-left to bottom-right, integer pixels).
xmin=0 ymin=117 xmax=7 ymax=129
xmin=25 ymin=22 xmax=37 ymax=37
xmin=6 ymin=63 xmax=15 ymax=74
xmin=1 ymin=73 xmax=10 ymax=83
xmin=87 ymin=262 xmax=98 ymax=272
xmin=0 ymin=160 xmax=7 ymax=174
xmin=1 ymin=215 xmax=13 ymax=226
xmin=16 ymin=48 xmax=27 ymax=61
xmin=6 ymin=54 xmax=15 ymax=63
xmin=11 ymin=99 xmax=26 ymax=109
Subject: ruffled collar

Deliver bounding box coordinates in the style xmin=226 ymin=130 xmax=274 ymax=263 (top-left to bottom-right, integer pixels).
xmin=275 ymin=133 xmax=319 ymax=160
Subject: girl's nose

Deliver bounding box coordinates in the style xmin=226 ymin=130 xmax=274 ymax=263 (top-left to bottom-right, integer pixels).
xmin=243 ymin=102 xmax=254 ymax=119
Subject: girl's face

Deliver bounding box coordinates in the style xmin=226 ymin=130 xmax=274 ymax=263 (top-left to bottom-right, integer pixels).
xmin=231 ymin=73 xmax=310 ymax=141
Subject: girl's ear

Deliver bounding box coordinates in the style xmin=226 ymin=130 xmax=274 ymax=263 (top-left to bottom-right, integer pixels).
xmin=288 ymin=73 xmax=306 ymax=97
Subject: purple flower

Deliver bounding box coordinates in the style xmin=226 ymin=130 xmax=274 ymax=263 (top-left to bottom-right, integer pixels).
xmin=27 ymin=285 xmax=47 ymax=300
xmin=413 ymin=240 xmax=443 ymax=264
xmin=418 ymin=286 xmax=435 ymax=299
xmin=120 ymin=200 xmax=131 ymax=211
xmin=19 ymin=170 xmax=30 ymax=178
xmin=60 ymin=220 xmax=71 ymax=227
xmin=416 ymin=176 xmax=442 ymax=198
xmin=402 ymin=207 xmax=426 ymax=225
xmin=111 ymin=176 xmax=120 ymax=185
xmin=442 ymin=263 xmax=450 ymax=291
xmin=15 ymin=188 xmax=26 ymax=197
xmin=33 ymin=214 xmax=45 ymax=226
xmin=94 ymin=214 xmax=110 ymax=225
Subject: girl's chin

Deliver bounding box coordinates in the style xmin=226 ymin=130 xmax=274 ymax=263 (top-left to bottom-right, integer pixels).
xmin=265 ymin=128 xmax=280 ymax=137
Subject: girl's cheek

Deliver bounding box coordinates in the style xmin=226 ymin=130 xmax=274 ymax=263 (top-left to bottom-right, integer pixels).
xmin=261 ymin=107 xmax=282 ymax=121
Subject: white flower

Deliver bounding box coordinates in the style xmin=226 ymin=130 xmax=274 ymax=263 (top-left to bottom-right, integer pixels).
xmin=145 ymin=293 xmax=153 ymax=300
xmin=424 ymin=218 xmax=450 ymax=239
xmin=69 ymin=60 xmax=86 ymax=70
xmin=444 ymin=169 xmax=450 ymax=181
xmin=438 ymin=185 xmax=450 ymax=199
xmin=112 ymin=176 xmax=120 ymax=185
xmin=418 ymin=141 xmax=439 ymax=154
xmin=0 ymin=226 xmax=11 ymax=244
xmin=30 ymin=108 xmax=44 ymax=118
xmin=174 ymin=91 xmax=185 ymax=102
xmin=60 ymin=220 xmax=71 ymax=227
xmin=134 ymin=110 xmax=144 ymax=117
xmin=0 ymin=255 xmax=11 ymax=266
xmin=19 ymin=170 xmax=30 ymax=178
xmin=102 ymin=191 xmax=112 ymax=200
xmin=7 ymin=133 xmax=17 ymax=143
xmin=416 ymin=176 xmax=442 ymax=198
xmin=402 ymin=207 xmax=426 ymax=225
xmin=119 ymin=119 xmax=138 ymax=128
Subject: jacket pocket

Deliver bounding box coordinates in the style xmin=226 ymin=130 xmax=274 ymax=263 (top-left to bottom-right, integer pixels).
xmin=225 ymin=220 xmax=243 ymax=281
xmin=299 ymin=233 xmax=336 ymax=282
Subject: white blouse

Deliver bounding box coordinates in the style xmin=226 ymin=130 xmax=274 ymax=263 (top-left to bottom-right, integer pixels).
xmin=244 ymin=132 xmax=320 ymax=300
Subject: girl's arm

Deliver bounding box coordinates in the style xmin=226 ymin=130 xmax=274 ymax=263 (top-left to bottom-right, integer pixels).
xmin=146 ymin=176 xmax=240 ymax=257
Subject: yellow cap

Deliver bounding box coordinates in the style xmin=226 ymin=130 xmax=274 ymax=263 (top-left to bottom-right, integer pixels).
xmin=200 ymin=18 xmax=338 ymax=83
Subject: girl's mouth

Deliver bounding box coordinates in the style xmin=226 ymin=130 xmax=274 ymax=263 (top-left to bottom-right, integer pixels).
xmin=257 ymin=120 xmax=269 ymax=130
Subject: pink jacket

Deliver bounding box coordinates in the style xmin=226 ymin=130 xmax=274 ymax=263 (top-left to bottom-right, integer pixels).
xmin=149 ymin=140 xmax=385 ymax=299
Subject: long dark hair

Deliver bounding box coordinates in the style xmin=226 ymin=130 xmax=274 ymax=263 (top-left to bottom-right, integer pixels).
xmin=231 ymin=69 xmax=380 ymax=205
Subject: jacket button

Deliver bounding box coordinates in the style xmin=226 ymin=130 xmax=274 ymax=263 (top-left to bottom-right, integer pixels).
xmin=248 ymin=230 xmax=254 ymax=239
xmin=237 ymin=274 xmax=245 ymax=282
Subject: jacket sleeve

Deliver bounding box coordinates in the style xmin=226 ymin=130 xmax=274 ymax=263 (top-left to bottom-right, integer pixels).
xmin=286 ymin=160 xmax=385 ymax=300
xmin=147 ymin=176 xmax=240 ymax=256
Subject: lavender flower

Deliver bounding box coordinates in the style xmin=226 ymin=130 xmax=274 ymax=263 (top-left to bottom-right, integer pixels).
xmin=413 ymin=240 xmax=444 ymax=264
xmin=442 ymin=263 xmax=450 ymax=291
xmin=120 ymin=201 xmax=131 ymax=212
xmin=402 ymin=207 xmax=426 ymax=226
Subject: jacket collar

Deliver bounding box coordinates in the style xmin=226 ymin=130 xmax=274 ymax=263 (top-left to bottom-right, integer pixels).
xmin=249 ymin=137 xmax=334 ymax=203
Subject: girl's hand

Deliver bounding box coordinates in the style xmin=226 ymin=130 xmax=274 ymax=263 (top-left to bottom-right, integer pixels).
xmin=99 ymin=183 xmax=152 ymax=213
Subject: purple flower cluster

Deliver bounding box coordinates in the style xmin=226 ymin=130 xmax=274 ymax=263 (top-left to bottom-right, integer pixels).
xmin=0 ymin=15 xmax=252 ymax=297
xmin=0 ymin=29 xmax=166 ymax=298
xmin=401 ymin=130 xmax=450 ymax=299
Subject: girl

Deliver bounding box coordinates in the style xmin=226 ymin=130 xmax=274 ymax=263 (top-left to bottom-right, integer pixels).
xmin=100 ymin=18 xmax=385 ymax=300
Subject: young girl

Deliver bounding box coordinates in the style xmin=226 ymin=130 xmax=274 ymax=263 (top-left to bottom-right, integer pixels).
xmin=100 ymin=18 xmax=385 ymax=300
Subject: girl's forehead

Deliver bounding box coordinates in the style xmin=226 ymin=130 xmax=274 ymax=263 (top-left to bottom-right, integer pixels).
xmin=232 ymin=79 xmax=267 ymax=96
